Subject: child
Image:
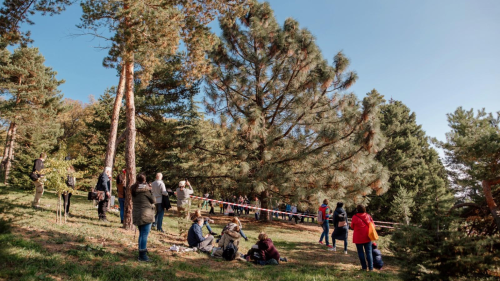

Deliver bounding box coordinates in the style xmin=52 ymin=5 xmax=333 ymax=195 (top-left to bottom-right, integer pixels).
xmin=244 ymin=232 xmax=288 ymax=265
xmin=372 ymin=242 xmax=384 ymax=270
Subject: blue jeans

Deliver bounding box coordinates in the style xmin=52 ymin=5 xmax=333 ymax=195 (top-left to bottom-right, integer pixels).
xmin=319 ymin=221 xmax=330 ymax=245
xmin=155 ymin=203 xmax=164 ymax=230
xmin=204 ymin=221 xmax=213 ymax=233
xmin=118 ymin=198 xmax=125 ymax=222
xmin=333 ymin=239 xmax=348 ymax=251
xmin=240 ymin=229 xmax=248 ymax=239
xmin=255 ymin=212 xmax=260 ymax=220
xmin=355 ymin=242 xmax=373 ymax=270
xmin=138 ymin=223 xmax=152 ymax=250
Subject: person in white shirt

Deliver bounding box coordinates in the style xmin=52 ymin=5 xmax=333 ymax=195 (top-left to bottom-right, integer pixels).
xmin=290 ymin=205 xmax=299 ymax=223
xmin=176 ymin=180 xmax=194 ymax=220
xmin=151 ymin=173 xmax=168 ymax=232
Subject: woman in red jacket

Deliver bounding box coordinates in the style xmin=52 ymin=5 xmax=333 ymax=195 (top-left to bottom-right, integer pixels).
xmin=350 ymin=205 xmax=374 ymax=271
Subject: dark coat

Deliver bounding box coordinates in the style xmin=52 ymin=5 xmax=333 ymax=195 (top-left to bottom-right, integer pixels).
xmin=187 ymin=223 xmax=205 ymax=247
xmin=96 ymin=173 xmax=110 ymax=193
xmin=332 ymin=207 xmax=349 ymax=240
xmin=372 ymin=248 xmax=384 ymax=269
xmin=132 ymin=185 xmax=156 ymax=226
xmin=257 ymin=238 xmax=280 ymax=261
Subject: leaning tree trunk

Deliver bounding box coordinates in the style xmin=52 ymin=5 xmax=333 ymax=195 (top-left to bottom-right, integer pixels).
xmin=3 ymin=122 xmax=17 ymax=184
xmin=123 ymin=55 xmax=136 ymax=231
xmin=482 ymin=178 xmax=500 ymax=231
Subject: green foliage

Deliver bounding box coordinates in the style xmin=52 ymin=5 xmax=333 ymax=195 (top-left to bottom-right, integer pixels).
xmin=370 ymin=101 xmax=447 ymax=224
xmin=42 ymin=157 xmax=74 ymax=195
xmin=201 ymin=1 xmax=388 ymax=211
xmin=0 ymin=46 xmax=64 ymax=189
xmin=390 ymin=187 xmax=414 ymax=225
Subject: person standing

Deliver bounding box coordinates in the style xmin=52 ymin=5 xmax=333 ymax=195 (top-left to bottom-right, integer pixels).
xmin=176 ymin=180 xmax=194 ymax=220
xmin=318 ymin=199 xmax=333 ymax=249
xmin=202 ymin=192 xmax=210 ymax=210
xmin=209 ymin=200 xmax=215 ymax=215
xmin=151 ymin=173 xmax=168 ymax=233
xmin=351 ymin=205 xmax=375 ymax=271
xmin=132 ymin=174 xmax=156 ymax=262
xmin=253 ymin=196 xmax=261 ymax=220
xmin=96 ymin=167 xmax=112 ymax=222
xmin=290 ymin=205 xmax=299 ymax=223
xmin=116 ymin=169 xmax=126 ymax=223
xmin=331 ymin=202 xmax=349 ymax=254
xmin=31 ymin=153 xmax=46 ymax=208
xmin=62 ymin=166 xmax=76 ymax=216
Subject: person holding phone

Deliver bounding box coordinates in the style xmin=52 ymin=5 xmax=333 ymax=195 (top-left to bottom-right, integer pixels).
xmin=176 ymin=179 xmax=194 ymax=220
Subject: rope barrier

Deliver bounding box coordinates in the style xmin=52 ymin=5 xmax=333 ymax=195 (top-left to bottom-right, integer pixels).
xmin=189 ymin=195 xmax=397 ymax=229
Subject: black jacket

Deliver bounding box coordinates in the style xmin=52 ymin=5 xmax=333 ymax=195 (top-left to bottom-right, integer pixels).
xmin=332 ymin=207 xmax=349 ymax=240
xmin=372 ymin=248 xmax=384 ymax=268
xmin=32 ymin=159 xmax=44 ymax=173
xmin=96 ymin=173 xmax=110 ymax=196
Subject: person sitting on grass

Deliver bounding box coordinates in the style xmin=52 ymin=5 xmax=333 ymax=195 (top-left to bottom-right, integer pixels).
xmin=191 ymin=209 xmax=217 ymax=235
xmin=244 ymin=232 xmax=288 ymax=265
xmin=187 ymin=217 xmax=214 ymax=253
xmin=372 ymin=242 xmax=384 ymax=270
xmin=211 ymin=225 xmax=241 ymax=259
xmin=222 ymin=217 xmax=248 ymax=241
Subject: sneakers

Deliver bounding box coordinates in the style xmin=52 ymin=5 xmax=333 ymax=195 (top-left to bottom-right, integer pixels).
xmin=319 ymin=241 xmax=324 ymax=245
xmin=344 ymin=251 xmax=348 ymax=254
xmin=328 ymin=246 xmax=336 ymax=251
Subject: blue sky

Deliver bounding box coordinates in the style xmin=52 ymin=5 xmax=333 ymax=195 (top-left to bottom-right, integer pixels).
xmin=14 ymin=0 xmax=500 ymax=143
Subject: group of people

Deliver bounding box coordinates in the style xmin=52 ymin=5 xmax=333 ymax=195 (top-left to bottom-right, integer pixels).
xmin=187 ymin=213 xmax=288 ymax=265
xmin=318 ymin=199 xmax=384 ymax=271
xmin=30 ymin=158 xmax=383 ymax=268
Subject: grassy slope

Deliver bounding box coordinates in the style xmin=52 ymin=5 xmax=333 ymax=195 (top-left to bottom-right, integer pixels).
xmin=0 ymin=185 xmax=400 ymax=281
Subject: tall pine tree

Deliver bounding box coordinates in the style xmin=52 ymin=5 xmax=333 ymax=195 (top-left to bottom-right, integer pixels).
xmin=0 ymin=47 xmax=64 ymax=187
xmin=204 ymin=2 xmax=388 ymax=220
xmin=370 ymin=100 xmax=446 ymax=224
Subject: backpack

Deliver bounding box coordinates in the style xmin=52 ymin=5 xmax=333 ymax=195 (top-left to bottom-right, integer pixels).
xmin=318 ymin=205 xmax=328 ymax=224
xmin=222 ymin=240 xmax=238 ymax=261
xmin=66 ymin=175 xmax=75 ymax=187
xmin=29 ymin=172 xmax=39 ymax=181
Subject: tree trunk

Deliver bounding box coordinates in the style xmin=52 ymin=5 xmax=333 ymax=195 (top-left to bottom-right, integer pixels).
xmin=260 ymin=189 xmax=271 ymax=222
xmin=104 ymin=67 xmax=126 ymax=201
xmin=482 ymin=179 xmax=500 ymax=231
xmin=3 ymin=122 xmax=17 ymax=184
xmin=1 ymin=123 xmax=14 ymax=171
xmin=123 ymin=57 xmax=136 ymax=231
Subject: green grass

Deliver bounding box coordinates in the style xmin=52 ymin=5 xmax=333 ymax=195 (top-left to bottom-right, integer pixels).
xmin=0 ymin=184 xmax=401 ymax=280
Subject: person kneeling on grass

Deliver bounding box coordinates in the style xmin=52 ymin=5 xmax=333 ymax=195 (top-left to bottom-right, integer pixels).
xmin=188 ymin=217 xmax=214 ymax=253
xmin=211 ymin=225 xmax=241 ymax=260
xmin=372 ymin=242 xmax=384 ymax=270
xmin=244 ymin=232 xmax=288 ymax=265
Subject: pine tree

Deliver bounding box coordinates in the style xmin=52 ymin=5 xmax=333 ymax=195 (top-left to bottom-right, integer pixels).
xmin=79 ymin=0 xmax=247 ymax=230
xmin=390 ymin=186 xmax=415 ymax=225
xmin=439 ymin=107 xmax=500 ymax=231
xmin=370 ymin=100 xmax=446 ymax=223
xmin=203 ymin=1 xmax=389 ymax=221
xmin=0 ymin=47 xmax=64 ymax=187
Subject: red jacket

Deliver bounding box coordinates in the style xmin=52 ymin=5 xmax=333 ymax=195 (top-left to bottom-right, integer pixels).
xmin=257 ymin=238 xmax=280 ymax=261
xmin=350 ymin=213 xmax=374 ymax=244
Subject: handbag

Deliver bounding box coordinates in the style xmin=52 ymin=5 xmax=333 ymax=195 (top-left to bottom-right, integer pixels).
xmin=87 ymin=191 xmax=98 ymax=200
xmin=355 ymin=214 xmax=379 ymax=241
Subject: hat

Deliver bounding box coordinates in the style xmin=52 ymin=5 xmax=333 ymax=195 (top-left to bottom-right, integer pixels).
xmin=179 ymin=180 xmax=186 ymax=187
xmin=372 ymin=242 xmax=377 ymax=247
xmin=122 ymin=169 xmax=126 ymax=173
